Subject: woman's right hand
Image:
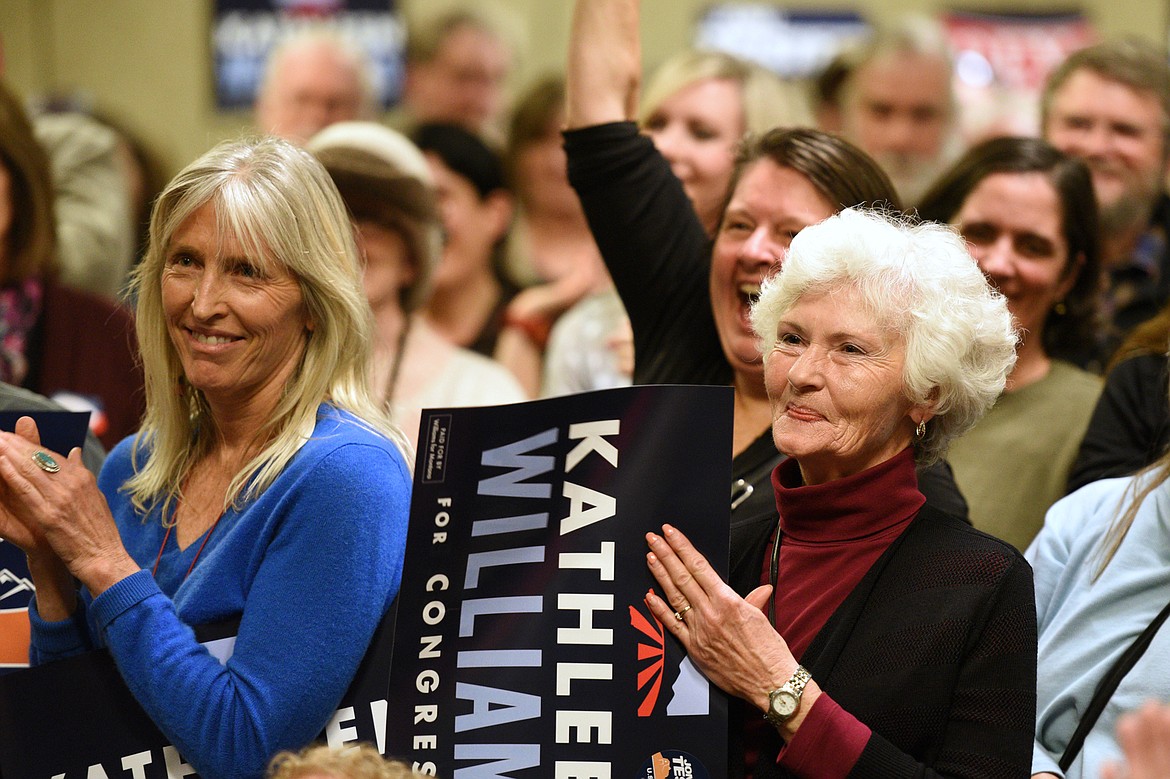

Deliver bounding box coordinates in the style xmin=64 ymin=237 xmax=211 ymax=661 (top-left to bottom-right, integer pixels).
xmin=0 ymin=423 xmax=137 ymax=599
xmin=643 ymin=523 xmax=822 ymax=739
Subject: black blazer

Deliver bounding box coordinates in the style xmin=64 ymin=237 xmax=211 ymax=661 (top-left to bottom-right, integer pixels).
xmin=732 ymin=505 xmax=1037 ymax=779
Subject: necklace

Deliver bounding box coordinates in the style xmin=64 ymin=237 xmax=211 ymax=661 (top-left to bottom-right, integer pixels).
xmin=768 ymin=519 xmax=783 ymax=627
xmin=382 ymin=316 xmax=411 ymax=408
xmin=151 ymin=508 xmax=227 ymax=581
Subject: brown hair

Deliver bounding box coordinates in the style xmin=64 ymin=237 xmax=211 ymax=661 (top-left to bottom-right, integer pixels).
xmin=916 ymin=135 xmax=1101 ymax=365
xmin=0 ymin=81 xmax=56 ymax=282
xmin=720 ymin=127 xmax=902 ymax=225
xmin=406 ymin=7 xmax=511 ymax=66
xmin=1042 ymin=37 xmax=1170 ymax=159
xmin=505 ymin=73 xmax=565 ymax=186
xmin=315 ymin=146 xmax=440 ymax=313
xmin=1108 ymin=302 xmax=1170 ymax=371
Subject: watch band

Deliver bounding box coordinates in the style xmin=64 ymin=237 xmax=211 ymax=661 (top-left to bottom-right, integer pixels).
xmin=786 ymin=664 xmax=811 ymax=698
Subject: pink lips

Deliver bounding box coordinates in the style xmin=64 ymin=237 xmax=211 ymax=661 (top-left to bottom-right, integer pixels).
xmin=784 ymin=403 xmax=824 ymax=422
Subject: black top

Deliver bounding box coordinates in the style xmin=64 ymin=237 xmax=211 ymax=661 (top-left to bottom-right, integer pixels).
xmin=1067 ymin=352 xmax=1170 ymax=493
xmin=564 ymin=122 xmax=729 ymax=387
xmin=751 ymin=505 xmax=1036 ymax=778
xmin=567 ymin=121 xmax=1015 ymax=779
xmin=467 ymin=276 xmax=520 ymax=358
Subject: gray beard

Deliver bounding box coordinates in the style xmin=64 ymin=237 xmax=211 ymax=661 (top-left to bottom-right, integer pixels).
xmin=871 ymin=149 xmax=953 ymax=209
xmin=1099 ymin=192 xmax=1156 ymax=240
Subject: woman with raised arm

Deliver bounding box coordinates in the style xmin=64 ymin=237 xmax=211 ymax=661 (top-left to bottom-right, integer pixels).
xmin=565 ymin=0 xmax=969 ymax=598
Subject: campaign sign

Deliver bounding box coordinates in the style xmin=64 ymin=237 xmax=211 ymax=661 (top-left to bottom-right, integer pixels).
xmin=0 ymin=410 xmax=91 ymax=674
xmin=212 ymin=0 xmax=405 ymax=110
xmin=0 ymin=609 xmax=396 ymax=778
xmin=386 ymin=384 xmax=733 ymax=777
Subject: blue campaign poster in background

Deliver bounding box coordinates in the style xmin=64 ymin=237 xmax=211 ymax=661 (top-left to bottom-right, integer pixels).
xmin=387 ymin=384 xmax=733 ymax=777
xmin=212 ymin=0 xmax=405 ymax=110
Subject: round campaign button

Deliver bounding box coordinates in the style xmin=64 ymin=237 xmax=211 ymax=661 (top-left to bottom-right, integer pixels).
xmin=640 ymin=749 xmax=710 ymax=779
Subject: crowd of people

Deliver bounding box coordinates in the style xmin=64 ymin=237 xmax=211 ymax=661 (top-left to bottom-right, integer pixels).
xmin=1 ymin=1 xmax=1170 ymax=777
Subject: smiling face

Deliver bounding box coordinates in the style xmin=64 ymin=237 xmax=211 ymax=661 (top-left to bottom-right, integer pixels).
xmin=710 ymin=160 xmax=835 ymax=384
xmin=1044 ymin=69 xmax=1168 ymax=234
xmin=765 ymin=286 xmax=924 ymax=485
xmin=644 ymin=77 xmax=744 ymax=233
xmin=162 ymin=202 xmax=312 ymax=413
xmin=955 ymin=171 xmax=1076 ymax=347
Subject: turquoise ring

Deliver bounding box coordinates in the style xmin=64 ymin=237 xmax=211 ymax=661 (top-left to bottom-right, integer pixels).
xmin=31 ymin=450 xmax=60 ymax=474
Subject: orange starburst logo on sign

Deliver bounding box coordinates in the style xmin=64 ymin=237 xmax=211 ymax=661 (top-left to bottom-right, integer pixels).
xmin=630 ymin=603 xmax=665 ymax=717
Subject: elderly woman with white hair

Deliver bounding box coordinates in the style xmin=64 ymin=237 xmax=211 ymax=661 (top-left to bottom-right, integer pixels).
xmin=0 ymin=137 xmax=412 ymax=779
xmin=644 ymin=208 xmax=1037 ymax=778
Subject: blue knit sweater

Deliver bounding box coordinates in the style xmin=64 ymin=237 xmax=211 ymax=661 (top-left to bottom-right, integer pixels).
xmin=1027 ymin=473 xmax=1170 ymax=778
xmin=29 ymin=404 xmax=412 ymax=779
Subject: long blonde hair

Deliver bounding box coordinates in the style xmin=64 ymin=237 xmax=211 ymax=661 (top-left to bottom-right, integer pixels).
xmin=639 ymin=50 xmax=811 ymax=135
xmin=1094 ymin=461 xmax=1170 ymax=579
xmin=125 ymin=136 xmax=410 ymax=518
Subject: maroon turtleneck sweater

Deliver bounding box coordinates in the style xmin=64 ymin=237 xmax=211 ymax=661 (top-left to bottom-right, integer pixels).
xmin=746 ymin=447 xmax=925 ymax=778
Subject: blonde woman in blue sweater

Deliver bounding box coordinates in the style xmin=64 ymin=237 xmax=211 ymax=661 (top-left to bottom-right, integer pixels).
xmin=0 ymin=137 xmax=411 ymax=779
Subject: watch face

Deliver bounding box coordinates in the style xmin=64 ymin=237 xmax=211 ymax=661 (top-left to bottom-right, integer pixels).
xmin=771 ymin=690 xmax=798 ymax=718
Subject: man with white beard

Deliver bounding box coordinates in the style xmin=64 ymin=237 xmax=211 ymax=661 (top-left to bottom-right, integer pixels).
xmin=1042 ymin=38 xmax=1170 ymax=353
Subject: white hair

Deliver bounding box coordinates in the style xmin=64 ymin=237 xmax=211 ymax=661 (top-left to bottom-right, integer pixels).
xmin=258 ymin=27 xmax=378 ymax=115
xmin=750 ymin=207 xmax=1017 ymax=463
